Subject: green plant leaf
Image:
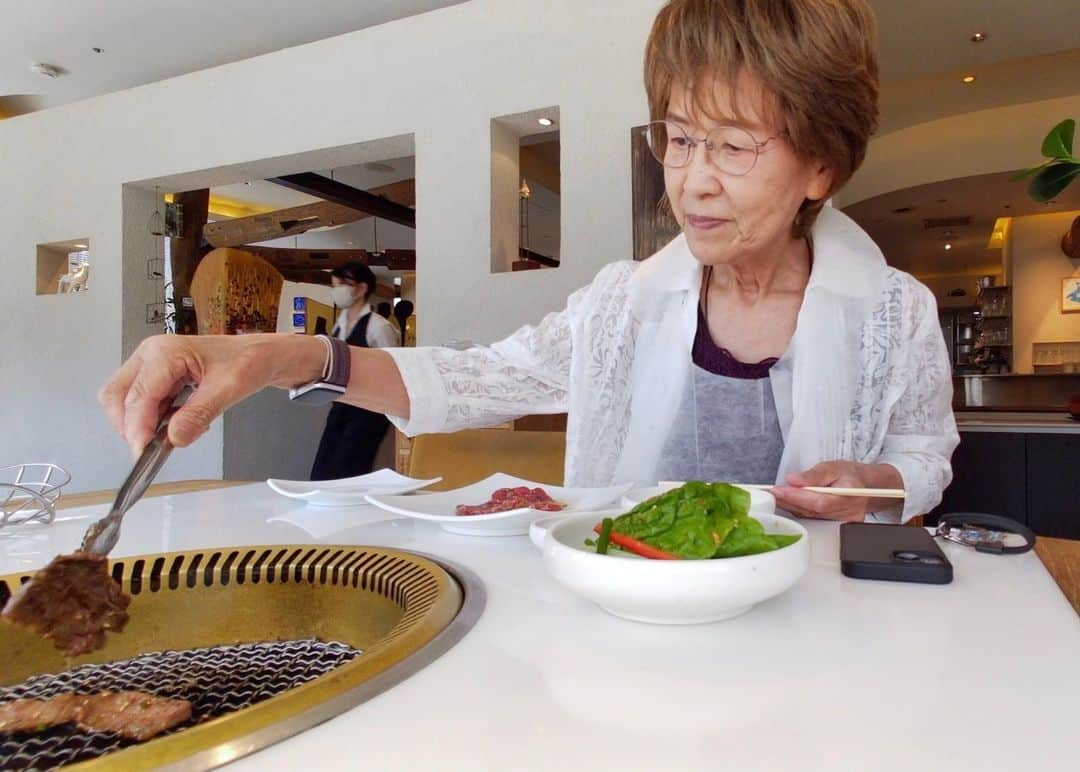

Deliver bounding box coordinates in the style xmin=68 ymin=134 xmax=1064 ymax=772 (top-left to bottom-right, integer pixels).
xmin=1041 ymin=119 xmax=1076 ymax=160
xmin=1011 ymin=161 xmax=1053 ymax=182
xmin=1028 ymin=161 xmax=1080 ymax=202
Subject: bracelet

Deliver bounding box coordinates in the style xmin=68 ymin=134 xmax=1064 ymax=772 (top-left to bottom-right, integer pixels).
xmin=318 ymin=334 xmax=351 ymax=388
xmin=287 ymin=335 xmax=351 ymax=405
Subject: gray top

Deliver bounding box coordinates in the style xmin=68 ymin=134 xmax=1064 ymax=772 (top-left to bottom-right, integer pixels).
xmin=656 ymin=364 xmax=785 ymax=485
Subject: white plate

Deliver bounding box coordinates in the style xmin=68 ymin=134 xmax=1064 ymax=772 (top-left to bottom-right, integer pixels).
xmin=622 ymin=482 xmax=775 ymax=514
xmin=365 ymin=473 xmax=633 ymax=536
xmin=265 ymin=468 xmax=442 ymax=507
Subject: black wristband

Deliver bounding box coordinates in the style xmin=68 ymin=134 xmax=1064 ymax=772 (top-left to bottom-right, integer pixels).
xmin=935 ymin=512 xmax=1036 ymax=555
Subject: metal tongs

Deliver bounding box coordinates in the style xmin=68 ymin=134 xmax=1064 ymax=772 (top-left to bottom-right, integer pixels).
xmin=80 ymin=386 xmax=193 ymax=556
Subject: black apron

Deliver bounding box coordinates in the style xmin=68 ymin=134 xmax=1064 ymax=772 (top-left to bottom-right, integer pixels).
xmin=309 ymin=313 xmax=391 ymax=480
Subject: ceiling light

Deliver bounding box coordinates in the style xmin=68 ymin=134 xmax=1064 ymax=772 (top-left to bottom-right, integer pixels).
xmin=944 ymin=243 xmax=953 ymax=250
xmin=962 ymin=74 xmax=976 ymax=84
xmin=970 ymin=32 xmax=988 ymax=42
xmin=74 ymin=244 xmax=88 ymax=249
xmin=30 ymin=62 xmax=63 ymax=79
xmin=537 ymin=117 xmax=554 ymax=127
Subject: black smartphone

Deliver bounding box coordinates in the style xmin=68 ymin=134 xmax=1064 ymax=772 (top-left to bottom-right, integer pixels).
xmin=840 ymin=522 xmax=953 ymax=584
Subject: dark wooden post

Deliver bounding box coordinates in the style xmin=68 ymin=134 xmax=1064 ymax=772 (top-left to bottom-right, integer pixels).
xmin=168 ymin=189 xmax=209 ymax=334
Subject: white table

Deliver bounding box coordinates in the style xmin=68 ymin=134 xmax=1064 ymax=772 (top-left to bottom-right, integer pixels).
xmin=2 ymin=484 xmax=1078 ymax=771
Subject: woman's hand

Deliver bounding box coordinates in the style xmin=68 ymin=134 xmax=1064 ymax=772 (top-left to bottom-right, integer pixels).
xmin=99 ymin=333 xmax=324 ymax=457
xmin=771 ymin=461 xmax=903 ymax=522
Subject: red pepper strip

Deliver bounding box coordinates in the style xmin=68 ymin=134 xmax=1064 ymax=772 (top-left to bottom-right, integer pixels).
xmin=592 ymin=524 xmax=680 ymax=560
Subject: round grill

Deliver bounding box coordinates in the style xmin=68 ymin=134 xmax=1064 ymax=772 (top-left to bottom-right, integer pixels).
xmin=0 ymin=545 xmax=476 ymax=770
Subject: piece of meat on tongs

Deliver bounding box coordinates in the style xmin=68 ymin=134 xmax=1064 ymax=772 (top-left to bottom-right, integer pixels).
xmin=0 ymin=691 xmax=192 ymax=741
xmin=1 ymin=552 xmax=131 ymax=656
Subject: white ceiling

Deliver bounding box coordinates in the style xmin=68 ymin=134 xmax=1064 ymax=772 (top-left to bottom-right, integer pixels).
xmin=3 ymin=1 xmax=1078 ymax=118
xmin=869 ymin=0 xmax=1079 ymax=82
xmin=843 ymin=171 xmax=1080 ymax=277
xmin=0 ymin=0 xmax=469 ymax=115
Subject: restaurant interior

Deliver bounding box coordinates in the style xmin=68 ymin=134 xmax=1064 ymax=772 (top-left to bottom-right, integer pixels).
xmin=1 ymin=1 xmax=1078 ymax=769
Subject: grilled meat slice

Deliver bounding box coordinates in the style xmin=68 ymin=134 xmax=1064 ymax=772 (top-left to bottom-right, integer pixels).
xmin=1 ymin=552 xmax=130 ymax=656
xmin=72 ymin=691 xmax=193 ymax=741
xmin=0 ymin=691 xmax=192 ymax=741
xmin=0 ymin=694 xmax=82 ymax=733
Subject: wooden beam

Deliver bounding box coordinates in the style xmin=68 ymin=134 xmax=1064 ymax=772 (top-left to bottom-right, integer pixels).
xmin=244 ymin=245 xmax=416 ymax=272
xmin=169 ymin=188 xmax=210 ymax=334
xmin=268 ymin=173 xmax=416 ymax=229
xmin=203 ymin=179 xmax=415 ymax=248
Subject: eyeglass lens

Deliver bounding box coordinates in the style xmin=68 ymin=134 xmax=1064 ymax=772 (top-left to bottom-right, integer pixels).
xmin=645 ymin=120 xmax=761 ymax=175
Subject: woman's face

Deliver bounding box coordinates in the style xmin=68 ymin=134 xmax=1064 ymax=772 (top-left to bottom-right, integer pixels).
xmin=663 ymin=72 xmax=833 ymax=267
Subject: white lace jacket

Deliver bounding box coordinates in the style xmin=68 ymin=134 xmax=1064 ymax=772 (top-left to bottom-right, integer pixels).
xmin=387 ymin=207 xmax=959 ymax=522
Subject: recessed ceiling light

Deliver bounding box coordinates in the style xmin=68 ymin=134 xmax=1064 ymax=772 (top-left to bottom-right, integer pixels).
xmin=962 ymin=74 xmax=976 ymax=84
xmin=30 ymin=62 xmax=63 ymax=78
xmin=944 ymin=243 xmax=953 ymax=250
xmin=970 ymin=32 xmax=988 ymax=42
xmin=538 ymin=117 xmax=554 ymax=127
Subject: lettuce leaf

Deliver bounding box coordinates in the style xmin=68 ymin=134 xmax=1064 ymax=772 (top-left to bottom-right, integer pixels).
xmin=609 ymin=482 xmax=799 ymax=559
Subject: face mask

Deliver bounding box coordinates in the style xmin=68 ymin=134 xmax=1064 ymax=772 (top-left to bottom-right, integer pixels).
xmin=331 ymin=286 xmax=358 ymax=308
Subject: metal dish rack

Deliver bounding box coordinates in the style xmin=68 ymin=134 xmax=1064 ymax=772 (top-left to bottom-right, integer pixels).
xmin=1 ymin=464 xmax=71 ymax=528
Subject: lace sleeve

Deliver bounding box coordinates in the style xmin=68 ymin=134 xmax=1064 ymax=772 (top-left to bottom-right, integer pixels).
xmin=875 ymin=278 xmax=960 ymax=522
xmin=384 ymin=264 xmax=630 ymax=436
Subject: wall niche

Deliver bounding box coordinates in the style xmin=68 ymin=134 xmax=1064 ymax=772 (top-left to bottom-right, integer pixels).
xmin=491 ymin=106 xmax=561 ymax=273
xmin=37 ymin=239 xmax=90 ymax=295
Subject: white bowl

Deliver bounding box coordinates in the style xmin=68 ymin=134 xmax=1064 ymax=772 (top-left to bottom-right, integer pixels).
xmin=542 ymin=512 xmax=809 ymax=624
xmin=529 ymin=514 xmax=567 ymax=549
xmin=622 ymin=483 xmax=775 ymax=515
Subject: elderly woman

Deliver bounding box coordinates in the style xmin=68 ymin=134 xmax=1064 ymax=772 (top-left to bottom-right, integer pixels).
xmin=101 ymin=0 xmax=958 ymax=523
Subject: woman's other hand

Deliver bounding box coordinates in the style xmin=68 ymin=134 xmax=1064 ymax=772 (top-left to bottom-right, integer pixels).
xmin=99 ymin=334 xmax=323 ymax=457
xmin=771 ymin=460 xmax=903 ymax=522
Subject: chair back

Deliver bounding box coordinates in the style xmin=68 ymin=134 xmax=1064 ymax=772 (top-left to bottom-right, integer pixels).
xmin=407 ymin=430 xmax=566 ymax=491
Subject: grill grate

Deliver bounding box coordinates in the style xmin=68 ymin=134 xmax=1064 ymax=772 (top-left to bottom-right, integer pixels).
xmin=0 ymin=638 xmax=360 ymax=771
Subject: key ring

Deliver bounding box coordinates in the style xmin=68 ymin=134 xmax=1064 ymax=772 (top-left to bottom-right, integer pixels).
xmin=934 ymin=512 xmax=1036 ymax=555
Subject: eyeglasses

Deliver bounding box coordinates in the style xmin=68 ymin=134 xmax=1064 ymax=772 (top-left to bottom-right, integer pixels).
xmin=644 ymin=120 xmax=784 ymax=176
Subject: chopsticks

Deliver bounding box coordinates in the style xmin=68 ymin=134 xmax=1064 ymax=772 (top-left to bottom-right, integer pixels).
xmin=738 ymin=484 xmax=906 ymax=499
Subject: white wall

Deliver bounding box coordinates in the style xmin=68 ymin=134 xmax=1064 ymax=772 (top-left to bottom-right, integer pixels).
xmin=0 ymin=0 xmax=661 ymax=491
xmin=1010 ymin=211 xmax=1080 ymax=373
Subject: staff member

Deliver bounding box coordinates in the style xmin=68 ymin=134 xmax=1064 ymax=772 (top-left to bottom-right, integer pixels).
xmin=309 ymin=263 xmax=398 ymax=480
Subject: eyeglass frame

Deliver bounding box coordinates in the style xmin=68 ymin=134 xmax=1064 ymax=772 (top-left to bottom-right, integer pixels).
xmin=644 ymin=119 xmax=787 ymax=177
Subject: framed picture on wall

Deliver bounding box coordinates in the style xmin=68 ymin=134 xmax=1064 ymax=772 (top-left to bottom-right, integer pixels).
xmin=631 ymin=123 xmax=680 ymax=261
xmin=1062 ymin=276 xmax=1080 ymax=313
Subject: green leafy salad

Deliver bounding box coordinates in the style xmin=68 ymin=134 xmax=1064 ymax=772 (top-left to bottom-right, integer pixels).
xmin=589 ymin=481 xmax=800 ymax=560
